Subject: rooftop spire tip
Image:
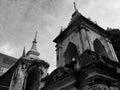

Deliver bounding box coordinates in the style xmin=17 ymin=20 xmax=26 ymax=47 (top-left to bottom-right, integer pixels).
xmin=33 ymin=31 xmax=38 ymax=43
xmin=73 ymin=1 xmax=77 ymax=12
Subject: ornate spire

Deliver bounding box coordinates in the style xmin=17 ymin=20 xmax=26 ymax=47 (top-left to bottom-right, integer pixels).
xmin=33 ymin=31 xmax=37 ymax=43
xmin=26 ymin=31 xmax=40 ymax=58
xmin=22 ymin=46 xmax=26 ymax=57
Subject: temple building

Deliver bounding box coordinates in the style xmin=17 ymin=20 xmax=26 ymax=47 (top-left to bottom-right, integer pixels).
xmin=0 ymin=2 xmax=120 ymax=90
xmin=42 ymin=3 xmax=120 ymax=90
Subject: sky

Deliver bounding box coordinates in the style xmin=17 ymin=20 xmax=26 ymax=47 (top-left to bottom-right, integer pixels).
xmin=0 ymin=0 xmax=120 ymax=73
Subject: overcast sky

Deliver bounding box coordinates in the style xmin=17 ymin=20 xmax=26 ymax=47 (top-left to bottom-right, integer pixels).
xmin=0 ymin=0 xmax=120 ymax=73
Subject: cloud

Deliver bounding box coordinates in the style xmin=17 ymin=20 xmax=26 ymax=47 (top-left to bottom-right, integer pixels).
xmin=0 ymin=43 xmax=16 ymax=57
xmin=76 ymin=0 xmax=120 ymax=28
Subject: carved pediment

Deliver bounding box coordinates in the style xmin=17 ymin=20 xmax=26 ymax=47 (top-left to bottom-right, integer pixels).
xmin=45 ymin=66 xmax=73 ymax=85
xmin=77 ymin=50 xmax=101 ymax=68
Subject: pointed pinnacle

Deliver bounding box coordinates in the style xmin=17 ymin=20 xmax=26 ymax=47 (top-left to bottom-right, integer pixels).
xmin=74 ymin=1 xmax=77 ymax=12
xmin=60 ymin=26 xmax=63 ymax=34
xmin=33 ymin=31 xmax=38 ymax=43
xmin=22 ymin=46 xmax=26 ymax=57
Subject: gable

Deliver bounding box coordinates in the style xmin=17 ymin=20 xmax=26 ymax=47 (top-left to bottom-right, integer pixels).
xmin=54 ymin=13 xmax=108 ymax=43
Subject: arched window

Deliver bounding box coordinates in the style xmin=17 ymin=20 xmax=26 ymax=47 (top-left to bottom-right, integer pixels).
xmin=64 ymin=42 xmax=78 ymax=65
xmin=93 ymin=39 xmax=108 ymax=57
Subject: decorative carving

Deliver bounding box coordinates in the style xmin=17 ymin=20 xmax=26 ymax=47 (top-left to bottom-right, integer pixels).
xmin=77 ymin=50 xmax=101 ymax=68
xmin=45 ymin=67 xmax=73 ymax=85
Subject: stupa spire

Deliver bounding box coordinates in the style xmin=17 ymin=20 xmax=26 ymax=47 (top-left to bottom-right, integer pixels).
xmin=26 ymin=31 xmax=40 ymax=58
xmin=33 ymin=31 xmax=37 ymax=43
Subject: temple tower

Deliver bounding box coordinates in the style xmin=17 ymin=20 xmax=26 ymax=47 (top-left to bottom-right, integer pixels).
xmin=53 ymin=5 xmax=118 ymax=67
xmin=9 ymin=32 xmax=49 ymax=90
xmin=42 ymin=3 xmax=120 ymax=90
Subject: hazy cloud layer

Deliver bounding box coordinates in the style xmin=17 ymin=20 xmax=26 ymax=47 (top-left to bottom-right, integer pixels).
xmin=0 ymin=0 xmax=120 ymax=72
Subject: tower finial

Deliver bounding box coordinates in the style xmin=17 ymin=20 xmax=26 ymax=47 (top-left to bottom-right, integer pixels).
xmin=33 ymin=31 xmax=37 ymax=43
xmin=74 ymin=1 xmax=77 ymax=12
xmin=22 ymin=46 xmax=26 ymax=57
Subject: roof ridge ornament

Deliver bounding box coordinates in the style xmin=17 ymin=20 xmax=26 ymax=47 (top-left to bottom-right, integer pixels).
xmin=22 ymin=46 xmax=26 ymax=57
xmin=74 ymin=1 xmax=78 ymax=12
